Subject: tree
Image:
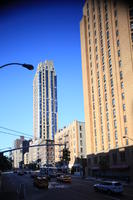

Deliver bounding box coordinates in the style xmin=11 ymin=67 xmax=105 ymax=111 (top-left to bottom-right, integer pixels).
xmin=62 ymin=148 xmax=70 ymax=164
xmin=0 ymin=155 xmax=12 ymax=171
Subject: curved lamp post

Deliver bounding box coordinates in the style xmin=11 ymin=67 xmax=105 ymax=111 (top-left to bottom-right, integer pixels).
xmin=0 ymin=63 xmax=34 ymax=70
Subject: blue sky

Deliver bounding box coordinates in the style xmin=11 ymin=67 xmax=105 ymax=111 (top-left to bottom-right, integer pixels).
xmin=0 ymin=0 xmax=85 ymax=150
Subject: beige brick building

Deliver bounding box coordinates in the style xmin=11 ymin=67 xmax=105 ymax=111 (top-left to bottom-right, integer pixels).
xmin=80 ymin=0 xmax=133 ymax=156
xmin=55 ymin=120 xmax=86 ymax=168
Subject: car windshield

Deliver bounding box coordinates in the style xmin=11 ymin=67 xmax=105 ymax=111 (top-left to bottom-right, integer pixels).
xmin=114 ymin=183 xmax=121 ymax=186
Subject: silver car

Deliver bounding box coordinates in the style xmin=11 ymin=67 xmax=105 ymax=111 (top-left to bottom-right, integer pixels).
xmin=94 ymin=181 xmax=123 ymax=194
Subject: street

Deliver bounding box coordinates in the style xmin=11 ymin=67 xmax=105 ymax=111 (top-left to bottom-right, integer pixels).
xmin=0 ymin=172 xmax=133 ymax=200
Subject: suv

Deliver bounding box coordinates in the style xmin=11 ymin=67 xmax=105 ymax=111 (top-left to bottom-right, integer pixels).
xmin=94 ymin=181 xmax=123 ymax=194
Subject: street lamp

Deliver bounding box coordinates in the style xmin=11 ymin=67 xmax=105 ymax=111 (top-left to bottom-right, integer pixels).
xmin=0 ymin=63 xmax=34 ymax=70
xmin=123 ymin=136 xmax=133 ymax=142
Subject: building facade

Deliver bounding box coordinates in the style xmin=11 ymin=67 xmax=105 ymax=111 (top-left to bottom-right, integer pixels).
xmin=33 ymin=60 xmax=57 ymax=165
xmin=55 ymin=120 xmax=86 ymax=168
xmin=13 ymin=136 xmax=29 ymax=168
xmin=33 ymin=60 xmax=58 ymax=140
xmin=80 ymin=0 xmax=133 ymax=156
xmin=28 ymin=139 xmax=55 ymax=167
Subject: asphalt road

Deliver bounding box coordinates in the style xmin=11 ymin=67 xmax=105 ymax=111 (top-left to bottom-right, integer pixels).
xmin=0 ymin=172 xmax=133 ymax=200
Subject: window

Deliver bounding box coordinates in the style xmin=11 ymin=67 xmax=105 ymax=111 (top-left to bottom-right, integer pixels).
xmin=117 ymin=40 xmax=120 ymax=47
xmin=105 ymin=13 xmax=108 ymax=21
xmin=122 ymin=92 xmax=125 ymax=100
xmin=108 ymin=49 xmax=111 ymax=57
xmin=80 ymin=125 xmax=82 ymax=131
xmin=98 ymin=88 xmax=101 ymax=96
xmin=121 ymin=81 xmax=124 ymax=89
xmin=120 ymin=71 xmax=123 ymax=80
xmin=105 ymin=93 xmax=107 ymax=101
xmin=123 ymin=104 xmax=126 ymax=111
xmin=124 ymin=127 xmax=127 ymax=135
xmin=109 ymin=59 xmax=112 ymax=67
xmin=112 ymin=98 xmax=115 ymax=107
xmin=114 ymin=9 xmax=117 ymax=17
xmin=110 ymin=68 xmax=113 ymax=77
xmin=97 ymin=71 xmax=99 ymax=79
xmin=116 ymin=30 xmax=119 ymax=37
xmin=103 ymin=65 xmax=105 ymax=72
xmin=103 ymin=74 xmax=106 ymax=82
xmin=102 ymin=56 xmax=104 ymax=65
xmin=113 ymin=109 xmax=116 ymax=118
xmin=101 ymin=48 xmax=104 ymax=56
xmin=106 ymin=103 xmax=108 ymax=111
xmin=80 ymin=140 xmax=82 ymax=146
xmin=115 ymin=20 xmax=118 ymax=27
xmin=80 ymin=132 xmax=82 ymax=138
xmin=118 ymin=50 xmax=120 ymax=57
xmin=107 ymin=40 xmax=110 ymax=48
xmin=87 ymin=9 xmax=89 ymax=16
xmin=111 ymin=88 xmax=114 ymax=97
xmin=106 ymin=22 xmax=109 ymax=30
xmin=124 ymin=115 xmax=127 ymax=122
xmin=111 ymin=79 xmax=114 ymax=87
xmin=98 ymin=80 xmax=100 ymax=87
xmin=107 ymin=31 xmax=109 ymax=39
xmin=119 ymin=60 xmax=122 ymax=67
xmin=114 ymin=119 xmax=117 ymax=128
xmin=106 ymin=112 xmax=109 ymax=121
xmin=80 ymin=147 xmax=83 ymax=153
xmin=104 ymin=83 xmax=107 ymax=92
xmin=115 ymin=130 xmax=118 ymax=140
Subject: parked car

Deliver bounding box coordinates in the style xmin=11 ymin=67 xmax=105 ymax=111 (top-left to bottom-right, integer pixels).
xmin=93 ymin=181 xmax=123 ymax=194
xmin=57 ymin=174 xmax=71 ymax=183
xmin=31 ymin=172 xmax=38 ymax=178
xmin=33 ymin=176 xmax=48 ymax=188
xmin=17 ymin=170 xmax=24 ymax=176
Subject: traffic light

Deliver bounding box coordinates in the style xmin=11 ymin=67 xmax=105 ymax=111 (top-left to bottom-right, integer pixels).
xmin=63 ymin=148 xmax=70 ymax=162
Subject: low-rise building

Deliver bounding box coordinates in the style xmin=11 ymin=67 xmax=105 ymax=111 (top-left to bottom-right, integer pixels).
xmin=28 ymin=139 xmax=55 ymax=167
xmin=87 ymin=145 xmax=133 ymax=181
xmin=55 ymin=120 xmax=86 ymax=168
xmin=24 ymin=152 xmax=29 ymax=165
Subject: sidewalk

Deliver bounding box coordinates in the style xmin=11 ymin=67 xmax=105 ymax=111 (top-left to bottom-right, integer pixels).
xmin=72 ymin=174 xmax=133 ymax=187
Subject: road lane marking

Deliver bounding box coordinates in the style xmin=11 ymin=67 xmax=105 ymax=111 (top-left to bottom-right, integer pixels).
xmin=102 ymin=195 xmax=120 ymax=200
xmin=124 ymin=193 xmax=133 ymax=198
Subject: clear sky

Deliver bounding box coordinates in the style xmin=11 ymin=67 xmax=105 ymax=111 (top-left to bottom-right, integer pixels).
xmin=0 ymin=0 xmax=85 ymax=150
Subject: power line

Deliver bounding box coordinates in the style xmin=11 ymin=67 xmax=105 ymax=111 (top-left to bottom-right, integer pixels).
xmin=0 ymin=126 xmax=32 ymax=137
xmin=0 ymin=130 xmax=31 ymax=139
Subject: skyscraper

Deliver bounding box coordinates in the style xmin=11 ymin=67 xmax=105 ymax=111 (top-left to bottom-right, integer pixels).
xmin=33 ymin=60 xmax=58 ymax=141
xmin=80 ymin=0 xmax=133 ymax=155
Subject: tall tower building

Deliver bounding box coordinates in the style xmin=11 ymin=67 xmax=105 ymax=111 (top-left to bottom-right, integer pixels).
xmin=33 ymin=60 xmax=58 ymax=141
xmin=80 ymin=0 xmax=133 ymax=155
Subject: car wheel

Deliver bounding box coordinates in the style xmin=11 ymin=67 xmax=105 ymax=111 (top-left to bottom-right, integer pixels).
xmin=107 ymin=190 xmax=112 ymax=195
